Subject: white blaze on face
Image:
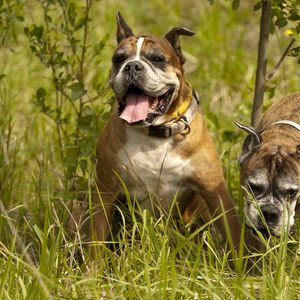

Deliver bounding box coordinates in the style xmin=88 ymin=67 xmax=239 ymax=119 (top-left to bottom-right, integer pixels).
xmin=135 ymin=37 xmax=144 ymax=60
xmin=115 ymin=37 xmax=144 ymax=78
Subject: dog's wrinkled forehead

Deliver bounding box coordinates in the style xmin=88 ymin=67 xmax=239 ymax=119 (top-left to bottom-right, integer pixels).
xmin=242 ymin=147 xmax=300 ymax=190
xmin=244 ymin=144 xmax=298 ymax=173
xmin=112 ymin=35 xmax=182 ymax=72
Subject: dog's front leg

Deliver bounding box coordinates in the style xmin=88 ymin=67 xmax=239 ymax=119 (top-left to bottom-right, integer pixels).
xmin=90 ymin=191 xmax=116 ymax=242
xmin=198 ymin=183 xmax=241 ymax=248
xmin=66 ymin=188 xmax=117 ymax=261
xmin=182 ymin=193 xmax=212 ymax=225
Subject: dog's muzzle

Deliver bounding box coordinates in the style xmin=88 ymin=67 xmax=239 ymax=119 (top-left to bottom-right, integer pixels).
xmin=255 ymin=204 xmax=280 ymax=237
xmin=115 ymin=61 xmax=177 ymax=126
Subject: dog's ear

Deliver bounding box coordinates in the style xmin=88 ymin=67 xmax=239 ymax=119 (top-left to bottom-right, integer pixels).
xmin=165 ymin=27 xmax=195 ymax=65
xmin=235 ymin=121 xmax=262 ymax=165
xmin=116 ymin=12 xmax=134 ymax=44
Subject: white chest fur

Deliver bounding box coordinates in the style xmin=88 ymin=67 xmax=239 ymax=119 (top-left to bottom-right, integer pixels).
xmin=117 ymin=127 xmax=191 ymax=215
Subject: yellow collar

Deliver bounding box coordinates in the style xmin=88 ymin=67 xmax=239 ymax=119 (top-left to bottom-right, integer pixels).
xmin=171 ymin=82 xmax=193 ymax=120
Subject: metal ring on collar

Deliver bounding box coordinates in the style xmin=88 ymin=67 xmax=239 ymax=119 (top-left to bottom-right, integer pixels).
xmin=179 ymin=116 xmax=191 ymax=134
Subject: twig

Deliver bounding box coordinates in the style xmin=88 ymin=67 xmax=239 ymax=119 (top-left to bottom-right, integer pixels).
xmin=58 ymin=1 xmax=81 ymax=65
xmin=79 ymin=0 xmax=92 ymax=80
xmin=265 ymin=38 xmax=295 ymax=82
xmin=251 ymin=0 xmax=272 ymax=128
xmin=71 ymin=0 xmax=93 ymax=189
xmin=42 ymin=3 xmax=64 ymax=162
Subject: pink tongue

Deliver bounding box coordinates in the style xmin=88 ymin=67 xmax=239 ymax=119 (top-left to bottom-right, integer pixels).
xmin=120 ymin=93 xmax=150 ymax=124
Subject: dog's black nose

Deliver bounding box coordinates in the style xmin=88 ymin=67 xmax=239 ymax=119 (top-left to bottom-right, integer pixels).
xmin=261 ymin=205 xmax=280 ymax=225
xmin=124 ymin=61 xmax=144 ymax=74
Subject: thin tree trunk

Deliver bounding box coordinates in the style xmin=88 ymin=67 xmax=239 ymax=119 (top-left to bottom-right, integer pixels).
xmin=251 ymin=0 xmax=272 ymax=128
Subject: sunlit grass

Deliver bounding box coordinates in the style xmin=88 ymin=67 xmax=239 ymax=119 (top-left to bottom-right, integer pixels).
xmin=1 ymin=181 xmax=300 ymax=298
xmin=0 ymin=0 xmax=300 ymax=298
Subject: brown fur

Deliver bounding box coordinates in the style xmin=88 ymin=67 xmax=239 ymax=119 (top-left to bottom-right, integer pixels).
xmin=239 ymin=94 xmax=300 ymax=249
xmin=241 ymin=94 xmax=300 ymax=184
xmin=84 ymin=110 xmax=241 ymax=249
xmin=68 ymin=17 xmax=241 ymax=256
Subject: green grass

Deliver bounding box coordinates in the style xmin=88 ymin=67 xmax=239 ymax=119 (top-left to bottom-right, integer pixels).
xmin=1 ymin=0 xmax=300 ymax=299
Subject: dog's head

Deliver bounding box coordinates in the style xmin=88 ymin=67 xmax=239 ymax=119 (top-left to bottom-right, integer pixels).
xmin=236 ymin=122 xmax=300 ymax=237
xmin=109 ymin=12 xmax=195 ymax=126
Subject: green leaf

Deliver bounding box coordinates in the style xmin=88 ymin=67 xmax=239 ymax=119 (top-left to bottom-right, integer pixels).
xmin=231 ymin=0 xmax=240 ymax=11
xmin=82 ymin=105 xmax=93 ymax=116
xmin=16 ymin=15 xmax=24 ymax=22
xmin=222 ymin=130 xmax=237 ymax=140
xmin=275 ymin=17 xmax=288 ymax=28
xmin=31 ymin=25 xmax=44 ymax=39
xmin=288 ymin=46 xmax=300 ymax=57
xmin=77 ymin=115 xmax=93 ymax=130
xmin=79 ymin=158 xmax=88 ymax=174
xmin=64 ymin=145 xmax=78 ymax=167
xmin=269 ymin=19 xmax=275 ymax=34
xmin=288 ymin=14 xmax=300 ymax=21
xmin=74 ymin=16 xmax=87 ymax=31
xmin=36 ymin=87 xmax=46 ymax=100
xmin=265 ymin=84 xmax=276 ymax=99
xmin=24 ymin=27 xmax=29 ymax=36
xmin=94 ymin=33 xmax=109 ymax=54
xmin=253 ymin=2 xmax=262 ymax=11
xmin=68 ymin=82 xmax=86 ymax=101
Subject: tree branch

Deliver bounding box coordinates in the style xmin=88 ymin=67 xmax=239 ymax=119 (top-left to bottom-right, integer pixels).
xmin=251 ymin=0 xmax=272 ymax=128
xmin=265 ymin=38 xmax=295 ymax=82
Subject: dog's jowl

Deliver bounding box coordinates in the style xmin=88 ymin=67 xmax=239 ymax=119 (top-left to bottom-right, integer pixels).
xmin=237 ymin=94 xmax=300 ymax=238
xmin=70 ymin=13 xmax=241 ymax=252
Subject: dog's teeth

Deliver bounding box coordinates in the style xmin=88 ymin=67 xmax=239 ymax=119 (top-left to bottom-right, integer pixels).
xmin=151 ymin=99 xmax=159 ymax=109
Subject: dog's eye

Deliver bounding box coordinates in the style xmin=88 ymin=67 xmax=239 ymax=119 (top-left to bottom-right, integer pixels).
xmin=149 ymin=54 xmax=165 ymax=63
xmin=284 ymin=188 xmax=298 ymax=199
xmin=113 ymin=53 xmax=127 ymax=65
xmin=248 ymin=182 xmax=264 ymax=196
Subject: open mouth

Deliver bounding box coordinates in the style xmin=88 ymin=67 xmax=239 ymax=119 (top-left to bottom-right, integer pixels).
xmin=118 ymin=85 xmax=174 ymax=125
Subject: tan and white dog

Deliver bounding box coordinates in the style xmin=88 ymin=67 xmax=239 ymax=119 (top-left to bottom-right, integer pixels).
xmin=237 ymin=94 xmax=300 ymax=238
xmin=70 ymin=13 xmax=241 ymax=251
